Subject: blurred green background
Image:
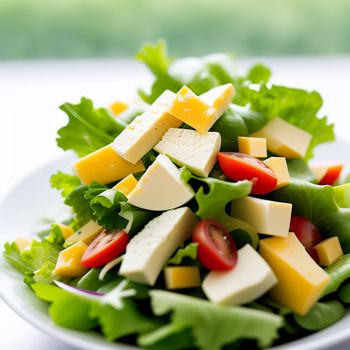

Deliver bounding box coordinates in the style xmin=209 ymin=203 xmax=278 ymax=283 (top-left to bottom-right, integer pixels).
xmin=1 ymin=0 xmax=350 ymax=59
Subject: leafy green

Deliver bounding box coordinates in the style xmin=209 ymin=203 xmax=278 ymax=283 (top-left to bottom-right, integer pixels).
xmin=192 ymin=176 xmax=258 ymax=248
xmin=33 ymin=262 xmax=57 ymax=284
xmin=323 ymin=254 xmax=350 ymax=296
xmin=3 ymin=242 xmax=34 ymax=275
xmin=269 ymin=180 xmax=350 ymax=252
xmin=286 ymin=159 xmax=316 ymax=182
xmin=211 ymin=105 xmax=267 ymax=151
xmin=44 ymin=224 xmax=65 ymax=250
xmin=246 ymin=64 xmax=272 ymax=84
xmin=50 ymin=171 xmax=81 ymax=198
xmin=57 ymin=97 xmax=125 ymax=157
xmin=149 ymin=290 xmax=283 ymax=350
xmin=338 ymin=282 xmax=350 ymax=303
xmin=294 ymin=300 xmax=345 ymax=331
xmin=168 ymin=243 xmax=198 ymax=265
xmin=334 ymin=184 xmax=350 ymax=208
xmin=238 ymin=85 xmax=335 ymax=159
xmin=76 ymin=268 xmax=113 ymax=291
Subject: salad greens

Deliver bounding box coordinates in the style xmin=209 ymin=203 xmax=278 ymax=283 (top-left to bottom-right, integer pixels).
xmin=3 ymin=40 xmax=348 ymax=350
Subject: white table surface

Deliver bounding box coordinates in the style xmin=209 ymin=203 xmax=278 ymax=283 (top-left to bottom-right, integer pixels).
xmin=1 ymin=57 xmax=350 ymax=349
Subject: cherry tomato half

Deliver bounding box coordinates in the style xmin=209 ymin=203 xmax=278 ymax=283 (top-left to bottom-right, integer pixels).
xmin=217 ymin=152 xmax=277 ymax=195
xmin=319 ymin=164 xmax=343 ymax=186
xmin=192 ymin=220 xmax=237 ymax=271
xmin=81 ymin=229 xmax=129 ymax=268
xmin=289 ymin=215 xmax=322 ymax=262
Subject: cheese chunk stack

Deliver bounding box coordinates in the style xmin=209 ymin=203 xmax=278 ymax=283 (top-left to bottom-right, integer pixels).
xmin=259 ymin=232 xmax=331 ymax=315
xmin=167 ymin=84 xmax=234 ymax=134
xmin=112 ymin=90 xmax=182 ymax=164
xmin=252 ymin=117 xmax=312 ymax=158
xmin=154 ymin=128 xmax=221 ymax=177
xmin=74 ymin=144 xmax=145 ymax=185
xmin=128 ymin=154 xmax=194 ymax=211
xmin=231 ymin=197 xmax=292 ymax=237
xmin=119 ymin=207 xmax=198 ymax=285
xmin=203 ymin=244 xmax=277 ymax=305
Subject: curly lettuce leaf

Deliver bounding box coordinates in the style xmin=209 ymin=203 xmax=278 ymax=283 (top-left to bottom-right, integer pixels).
xmin=294 ymin=300 xmax=345 ymax=331
xmin=238 ymin=85 xmax=335 ymax=159
xmin=43 ymin=224 xmax=65 ymax=250
xmin=149 ymin=290 xmax=283 ymax=350
xmin=269 ymin=180 xmax=350 ymax=252
xmin=3 ymin=242 xmax=34 ymax=275
xmin=168 ymin=243 xmax=198 ymax=265
xmin=50 ymin=171 xmax=81 ymax=198
xmin=192 ymin=176 xmax=258 ymax=248
xmin=57 ymin=97 xmax=125 ymax=157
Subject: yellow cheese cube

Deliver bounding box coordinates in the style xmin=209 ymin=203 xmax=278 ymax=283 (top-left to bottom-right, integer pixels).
xmin=259 ymin=233 xmax=331 ymax=315
xmin=109 ymin=101 xmax=129 ymax=116
xmin=314 ymin=237 xmax=344 ymax=267
xmin=54 ymin=241 xmax=88 ymax=277
xmin=15 ymin=238 xmax=32 ymax=253
xmin=264 ymin=157 xmax=290 ymax=189
xmin=167 ymin=86 xmax=217 ymax=134
xmin=251 ymin=117 xmax=312 ymax=158
xmin=199 ymin=83 xmax=235 ymax=119
xmin=65 ymin=220 xmax=103 ymax=245
xmin=231 ymin=196 xmax=292 ymax=237
xmin=74 ymin=144 xmax=145 ymax=185
xmin=56 ymin=224 xmax=74 ymax=239
xmin=113 ymin=174 xmax=138 ymax=196
xmin=164 ymin=266 xmax=201 ymax=289
xmin=238 ymin=137 xmax=267 ymax=158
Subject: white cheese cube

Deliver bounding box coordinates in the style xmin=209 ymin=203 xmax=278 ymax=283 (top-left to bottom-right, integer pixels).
xmin=264 ymin=157 xmax=290 ymax=189
xmin=119 ymin=207 xmax=198 ymax=285
xmin=251 ymin=117 xmax=312 ymax=158
xmin=154 ymin=128 xmax=221 ymax=177
xmin=202 ymin=244 xmax=277 ymax=305
xmin=112 ymin=90 xmax=182 ymax=164
xmin=128 ymin=154 xmax=194 ymax=211
xmin=231 ymin=197 xmax=292 ymax=237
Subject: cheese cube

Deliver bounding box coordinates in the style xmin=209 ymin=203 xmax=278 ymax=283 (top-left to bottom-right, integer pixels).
xmin=128 ymin=154 xmax=194 ymax=211
xmin=238 ymin=137 xmax=267 ymax=158
xmin=167 ymin=86 xmax=217 ymax=134
xmin=109 ymin=101 xmax=129 ymax=116
xmin=56 ymin=224 xmax=74 ymax=239
xmin=65 ymin=220 xmax=103 ymax=245
xmin=199 ymin=83 xmax=235 ymax=119
xmin=202 ymin=244 xmax=277 ymax=305
xmin=112 ymin=90 xmax=182 ymax=164
xmin=154 ymin=128 xmax=221 ymax=177
xmin=251 ymin=117 xmax=312 ymax=158
xmin=314 ymin=237 xmax=344 ymax=267
xmin=164 ymin=266 xmax=201 ymax=289
xmin=15 ymin=238 xmax=32 ymax=253
xmin=309 ymin=165 xmax=328 ymax=182
xmin=54 ymin=241 xmax=88 ymax=277
xmin=259 ymin=233 xmax=331 ymax=315
xmin=113 ymin=174 xmax=138 ymax=197
xmin=119 ymin=207 xmax=198 ymax=285
xmin=231 ymin=197 xmax=292 ymax=237
xmin=264 ymin=157 xmax=290 ymax=189
xmin=74 ymin=144 xmax=145 ymax=185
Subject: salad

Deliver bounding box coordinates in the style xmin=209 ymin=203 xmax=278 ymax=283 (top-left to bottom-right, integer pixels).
xmin=3 ymin=41 xmax=350 ymax=350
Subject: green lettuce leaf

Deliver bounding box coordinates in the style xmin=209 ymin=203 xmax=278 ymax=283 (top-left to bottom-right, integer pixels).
xmin=43 ymin=224 xmax=65 ymax=250
xmin=57 ymin=97 xmax=125 ymax=157
xmin=269 ymin=180 xmax=350 ymax=252
xmin=3 ymin=242 xmax=34 ymax=275
xmin=286 ymin=159 xmax=316 ymax=182
xmin=239 ymin=85 xmax=335 ymax=159
xmin=149 ymin=290 xmax=283 ymax=350
xmin=33 ymin=262 xmax=57 ymax=284
xmin=192 ymin=176 xmax=258 ymax=248
xmin=294 ymin=300 xmax=345 ymax=331
xmin=168 ymin=243 xmax=198 ymax=265
xmin=50 ymin=171 xmax=81 ymax=198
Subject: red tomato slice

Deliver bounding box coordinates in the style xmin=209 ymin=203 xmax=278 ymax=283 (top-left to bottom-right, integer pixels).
xmin=289 ymin=216 xmax=322 ymax=262
xmin=217 ymin=152 xmax=277 ymax=194
xmin=81 ymin=230 xmax=129 ymax=268
xmin=319 ymin=164 xmax=343 ymax=186
xmin=192 ymin=220 xmax=237 ymax=271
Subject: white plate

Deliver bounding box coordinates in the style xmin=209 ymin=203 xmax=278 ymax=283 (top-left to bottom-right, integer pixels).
xmin=1 ymin=143 xmax=350 ymax=350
